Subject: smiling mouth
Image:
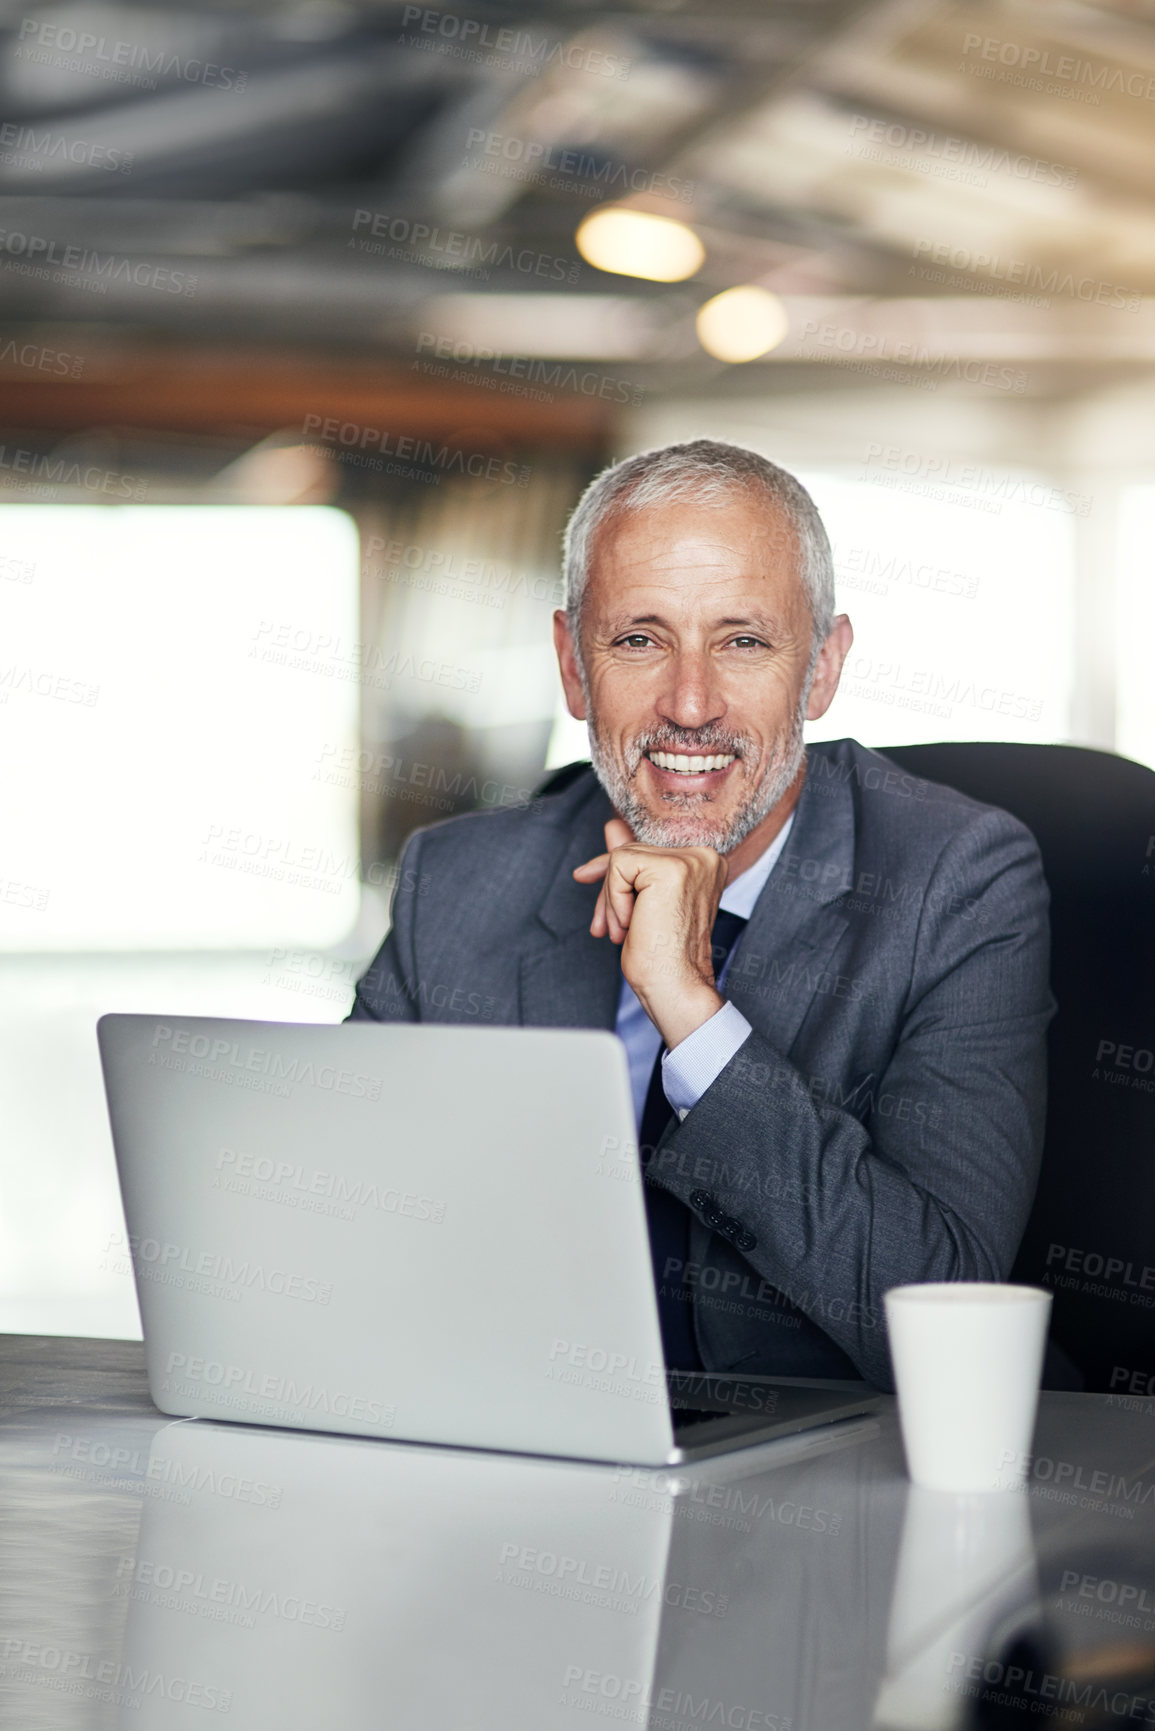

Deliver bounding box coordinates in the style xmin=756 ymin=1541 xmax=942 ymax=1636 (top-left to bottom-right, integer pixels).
xmin=646 ymin=750 xmax=737 ymax=775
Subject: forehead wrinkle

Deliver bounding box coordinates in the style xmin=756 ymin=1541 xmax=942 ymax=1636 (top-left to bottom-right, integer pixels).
xmin=599 ymin=604 xmax=786 ymax=638
xmin=593 ymin=536 xmax=802 ymax=600
xmin=599 ymin=498 xmax=798 ymax=556
xmin=592 ymin=565 xmax=790 ymax=617
xmin=593 ymin=564 xmax=805 ymax=635
xmin=604 ymin=536 xmax=774 ymax=578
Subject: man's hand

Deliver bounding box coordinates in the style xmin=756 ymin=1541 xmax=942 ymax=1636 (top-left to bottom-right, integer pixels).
xmin=573 ymin=817 xmax=728 ymax=1050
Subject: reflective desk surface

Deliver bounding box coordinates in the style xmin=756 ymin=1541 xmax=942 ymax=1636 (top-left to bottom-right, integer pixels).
xmin=1 ymin=1336 xmax=1154 ymax=1731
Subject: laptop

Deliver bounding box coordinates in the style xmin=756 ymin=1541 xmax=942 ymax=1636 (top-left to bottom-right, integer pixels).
xmin=97 ymin=1015 xmax=881 ymax=1465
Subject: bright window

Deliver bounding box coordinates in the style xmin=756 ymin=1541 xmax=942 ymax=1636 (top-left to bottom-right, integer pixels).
xmin=0 ymin=506 xmax=361 ymax=949
xmin=798 ymin=469 xmax=1076 ymax=749
xmin=1116 ymin=485 xmax=1155 ymax=770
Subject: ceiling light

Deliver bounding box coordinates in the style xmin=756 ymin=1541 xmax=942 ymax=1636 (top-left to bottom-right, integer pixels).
xmin=575 ymin=208 xmax=704 ymax=282
xmin=696 ymin=286 xmax=789 ymax=362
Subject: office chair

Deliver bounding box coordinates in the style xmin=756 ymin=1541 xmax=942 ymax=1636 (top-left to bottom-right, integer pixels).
xmin=881 ymin=743 xmax=1155 ymax=1394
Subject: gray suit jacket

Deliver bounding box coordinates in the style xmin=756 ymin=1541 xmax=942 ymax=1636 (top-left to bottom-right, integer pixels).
xmin=348 ymin=738 xmax=1054 ymax=1389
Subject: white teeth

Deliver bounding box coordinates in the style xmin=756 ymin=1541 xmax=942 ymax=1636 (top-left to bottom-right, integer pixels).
xmin=647 ymin=751 xmax=736 ymax=774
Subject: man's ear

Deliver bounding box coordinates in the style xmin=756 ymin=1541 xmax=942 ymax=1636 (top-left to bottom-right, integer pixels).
xmin=806 ymin=615 xmax=854 ymax=722
xmin=553 ymin=610 xmax=588 ymax=721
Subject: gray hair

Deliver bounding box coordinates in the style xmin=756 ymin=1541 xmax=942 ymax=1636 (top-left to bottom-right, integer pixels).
xmin=561 ymin=439 xmax=834 ymax=669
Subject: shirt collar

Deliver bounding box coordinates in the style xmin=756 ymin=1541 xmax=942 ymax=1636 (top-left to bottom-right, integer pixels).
xmin=718 ymin=809 xmax=796 ymax=920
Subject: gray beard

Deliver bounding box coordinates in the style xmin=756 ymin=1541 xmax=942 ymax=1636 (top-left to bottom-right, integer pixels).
xmin=586 ymin=701 xmax=807 ymax=855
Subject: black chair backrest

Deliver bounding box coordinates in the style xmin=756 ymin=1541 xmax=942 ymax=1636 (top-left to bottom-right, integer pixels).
xmin=880 ymin=743 xmax=1155 ymax=1394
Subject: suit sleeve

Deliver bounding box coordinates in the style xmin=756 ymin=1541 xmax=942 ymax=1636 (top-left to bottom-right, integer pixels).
xmin=345 ymin=829 xmax=426 ymax=1022
xmin=646 ymin=809 xmax=1054 ymax=1389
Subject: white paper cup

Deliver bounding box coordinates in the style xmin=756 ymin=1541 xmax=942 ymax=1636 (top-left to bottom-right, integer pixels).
xmin=884 ymin=1283 xmax=1052 ymax=1494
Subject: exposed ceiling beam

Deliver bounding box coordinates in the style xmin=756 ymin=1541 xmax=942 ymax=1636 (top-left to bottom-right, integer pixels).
xmin=0 ymin=347 xmax=615 ymax=443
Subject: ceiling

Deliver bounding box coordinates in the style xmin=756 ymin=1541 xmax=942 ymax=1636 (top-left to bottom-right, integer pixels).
xmin=1 ymin=0 xmax=1154 ymax=410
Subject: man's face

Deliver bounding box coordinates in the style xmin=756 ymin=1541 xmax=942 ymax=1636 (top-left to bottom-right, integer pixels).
xmin=554 ymin=491 xmax=838 ymax=854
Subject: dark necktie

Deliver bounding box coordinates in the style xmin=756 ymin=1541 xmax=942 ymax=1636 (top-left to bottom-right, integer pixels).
xmin=639 ymin=908 xmax=748 ymax=1369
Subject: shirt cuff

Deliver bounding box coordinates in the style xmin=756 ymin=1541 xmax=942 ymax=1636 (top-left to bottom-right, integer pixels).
xmin=661 ymin=1001 xmax=753 ymax=1122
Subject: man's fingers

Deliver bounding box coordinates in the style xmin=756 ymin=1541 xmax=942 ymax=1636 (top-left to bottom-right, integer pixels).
xmin=602 ymin=855 xmax=636 ymax=942
xmin=573 ymin=820 xmax=634 ymax=886
xmin=574 ymin=849 xmax=630 ymax=942
xmin=572 ymin=851 xmax=610 ymax=883
xmin=573 ymin=826 xmax=650 ymax=946
xmin=584 ymin=864 xmax=631 ymax=943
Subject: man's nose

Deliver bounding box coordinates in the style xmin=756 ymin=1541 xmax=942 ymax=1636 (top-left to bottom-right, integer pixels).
xmin=658 ymin=652 xmax=724 ymax=732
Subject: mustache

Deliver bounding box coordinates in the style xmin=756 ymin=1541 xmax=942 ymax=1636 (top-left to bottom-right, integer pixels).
xmin=625 ymin=727 xmax=756 ymax=771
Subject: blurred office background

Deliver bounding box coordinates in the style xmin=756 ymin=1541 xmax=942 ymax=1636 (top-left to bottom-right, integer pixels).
xmin=1 ymin=0 xmax=1153 ymax=1335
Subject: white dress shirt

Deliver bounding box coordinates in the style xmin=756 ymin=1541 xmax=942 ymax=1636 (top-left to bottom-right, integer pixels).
xmin=615 ymin=812 xmax=795 ymax=1130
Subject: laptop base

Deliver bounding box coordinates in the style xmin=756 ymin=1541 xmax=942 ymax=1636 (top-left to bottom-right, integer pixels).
xmin=665 ymin=1372 xmax=882 ymax=1463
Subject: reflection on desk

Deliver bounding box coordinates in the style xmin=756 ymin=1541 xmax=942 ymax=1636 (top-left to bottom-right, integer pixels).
xmin=0 ymin=1339 xmax=1153 ymax=1731
xmin=122 ymin=1419 xmax=674 ymax=1727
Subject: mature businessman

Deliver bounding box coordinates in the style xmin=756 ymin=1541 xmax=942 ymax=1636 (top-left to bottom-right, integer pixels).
xmin=349 ymin=439 xmax=1054 ymax=1389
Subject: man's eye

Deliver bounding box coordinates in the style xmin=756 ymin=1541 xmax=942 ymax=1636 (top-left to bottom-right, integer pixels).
xmin=729 ymin=636 xmax=767 ymax=649
xmin=617 ymin=634 xmax=655 ymax=648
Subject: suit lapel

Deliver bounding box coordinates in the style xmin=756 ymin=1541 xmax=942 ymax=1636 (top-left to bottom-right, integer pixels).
xmin=518 ymin=778 xmax=623 ymax=1030
xmin=519 ymin=929 xmax=623 ymax=1030
xmin=722 ymin=756 xmax=854 ymax=1058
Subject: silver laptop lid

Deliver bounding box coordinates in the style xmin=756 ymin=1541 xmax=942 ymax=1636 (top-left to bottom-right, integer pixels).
xmin=97 ymin=1015 xmax=677 ymax=1465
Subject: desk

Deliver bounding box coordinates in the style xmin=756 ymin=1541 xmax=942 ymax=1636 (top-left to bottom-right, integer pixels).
xmin=1 ymin=1336 xmax=1153 ymax=1730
